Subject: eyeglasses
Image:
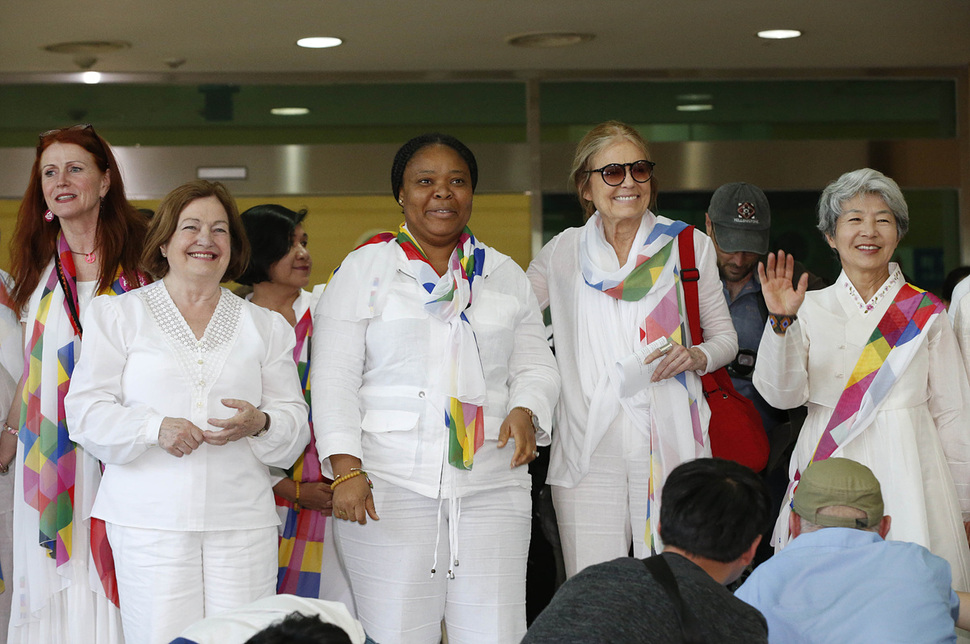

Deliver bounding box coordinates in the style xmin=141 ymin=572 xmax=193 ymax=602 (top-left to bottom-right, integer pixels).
xmin=585 ymin=160 xmax=655 ymax=186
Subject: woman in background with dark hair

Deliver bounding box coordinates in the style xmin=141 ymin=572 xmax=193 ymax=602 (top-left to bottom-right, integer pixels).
xmin=1 ymin=124 xmax=147 ymax=643
xmin=313 ymin=133 xmax=559 ymax=643
xmin=238 ymin=204 xmax=354 ymax=612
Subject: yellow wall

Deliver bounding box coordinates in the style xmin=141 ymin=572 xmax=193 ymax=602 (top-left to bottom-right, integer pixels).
xmin=0 ymin=194 xmax=533 ymax=287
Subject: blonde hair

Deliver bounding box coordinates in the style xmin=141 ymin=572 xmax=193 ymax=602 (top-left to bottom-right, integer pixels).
xmin=569 ymin=120 xmax=658 ymax=218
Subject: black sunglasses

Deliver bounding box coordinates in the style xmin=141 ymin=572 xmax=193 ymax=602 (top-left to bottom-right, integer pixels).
xmin=585 ymin=160 xmax=655 ymax=186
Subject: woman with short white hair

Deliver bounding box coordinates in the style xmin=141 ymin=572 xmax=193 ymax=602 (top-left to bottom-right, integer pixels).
xmin=755 ymin=167 xmax=970 ymax=591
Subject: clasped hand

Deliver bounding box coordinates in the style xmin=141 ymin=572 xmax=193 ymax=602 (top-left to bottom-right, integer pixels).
xmin=642 ymin=343 xmax=708 ymax=382
xmin=158 ymin=398 xmax=266 ymax=457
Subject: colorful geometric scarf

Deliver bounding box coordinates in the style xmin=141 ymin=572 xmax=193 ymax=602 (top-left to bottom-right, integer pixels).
xmin=354 ymin=224 xmax=487 ymax=469
xmin=580 ymin=215 xmax=704 ymax=550
xmin=20 ymin=233 xmax=143 ymax=604
xmin=803 ymin=282 xmax=943 ymax=472
xmin=396 ymin=223 xmax=486 ymax=469
xmin=276 ymin=301 xmax=329 ymax=596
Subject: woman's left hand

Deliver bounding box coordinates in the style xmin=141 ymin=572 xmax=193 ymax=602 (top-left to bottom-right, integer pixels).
xmin=498 ymin=407 xmax=538 ymax=469
xmin=645 ymin=344 xmax=708 ymax=382
xmin=204 ymin=398 xmax=267 ymax=445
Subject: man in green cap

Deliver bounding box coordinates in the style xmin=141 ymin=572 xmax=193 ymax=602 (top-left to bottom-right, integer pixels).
xmin=735 ymin=457 xmax=970 ymax=643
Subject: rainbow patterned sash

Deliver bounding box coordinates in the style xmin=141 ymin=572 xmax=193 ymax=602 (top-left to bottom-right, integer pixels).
xmin=357 ymin=224 xmax=486 ymax=469
xmin=20 ymin=233 xmax=143 ymax=603
xmin=580 ymin=216 xmax=704 ymax=550
xmin=276 ymin=302 xmax=329 ymax=596
xmin=800 ymin=282 xmax=942 ymax=475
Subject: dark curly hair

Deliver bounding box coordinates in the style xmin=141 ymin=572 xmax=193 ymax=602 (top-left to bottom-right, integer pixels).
xmin=390 ymin=133 xmax=478 ymax=203
xmin=236 ymin=204 xmax=308 ymax=286
xmin=244 ymin=612 xmax=352 ymax=644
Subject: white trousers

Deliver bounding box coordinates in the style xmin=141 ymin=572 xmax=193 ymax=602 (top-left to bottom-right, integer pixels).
xmin=552 ymin=419 xmax=652 ymax=578
xmin=334 ymin=476 xmax=531 ymax=644
xmin=106 ymin=524 xmax=277 ymax=644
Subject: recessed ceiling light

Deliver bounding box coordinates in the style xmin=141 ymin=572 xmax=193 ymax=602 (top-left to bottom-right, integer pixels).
xmin=271 ymin=107 xmax=310 ymax=116
xmin=757 ymin=29 xmax=802 ymax=40
xmin=297 ymin=37 xmax=343 ymax=49
xmin=506 ymin=32 xmax=595 ymax=48
xmin=81 ymin=71 xmax=102 ymax=84
xmin=676 ymin=104 xmax=713 ymax=112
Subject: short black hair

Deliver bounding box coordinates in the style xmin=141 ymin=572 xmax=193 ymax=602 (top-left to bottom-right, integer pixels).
xmin=244 ymin=612 xmax=352 ymax=644
xmin=390 ymin=133 xmax=479 ymax=202
xmin=237 ymin=204 xmax=307 ymax=286
xmin=659 ymin=458 xmax=771 ymax=562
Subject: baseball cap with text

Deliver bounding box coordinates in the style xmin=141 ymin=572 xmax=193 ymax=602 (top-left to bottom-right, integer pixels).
xmin=707 ymin=182 xmax=771 ymax=254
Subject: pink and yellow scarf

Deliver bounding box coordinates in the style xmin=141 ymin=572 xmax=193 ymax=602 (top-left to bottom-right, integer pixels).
xmin=20 ymin=233 xmax=144 ymax=604
xmin=801 ymin=282 xmax=943 ymax=474
xmin=275 ymin=300 xmax=330 ymax=596
xmin=580 ymin=215 xmax=705 ymax=549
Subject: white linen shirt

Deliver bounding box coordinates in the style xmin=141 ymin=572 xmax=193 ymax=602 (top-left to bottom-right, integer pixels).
xmin=65 ymin=281 xmax=310 ymax=531
xmin=312 ymin=240 xmax=560 ymax=499
xmin=527 ymin=221 xmax=737 ymax=487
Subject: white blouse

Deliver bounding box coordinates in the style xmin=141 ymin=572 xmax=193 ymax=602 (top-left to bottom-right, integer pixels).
xmin=527 ymin=221 xmax=737 ymax=487
xmin=312 ymin=240 xmax=560 ymax=499
xmin=65 ymin=280 xmax=310 ymax=531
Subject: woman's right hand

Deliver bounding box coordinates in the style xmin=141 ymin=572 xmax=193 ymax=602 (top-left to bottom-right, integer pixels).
xmin=758 ymin=250 xmax=808 ymax=316
xmin=332 ymin=474 xmax=379 ymax=525
xmin=158 ymin=417 xmax=205 ymax=457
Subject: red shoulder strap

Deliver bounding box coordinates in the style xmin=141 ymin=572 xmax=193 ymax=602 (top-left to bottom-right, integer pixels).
xmin=677 ymin=226 xmax=704 ymax=345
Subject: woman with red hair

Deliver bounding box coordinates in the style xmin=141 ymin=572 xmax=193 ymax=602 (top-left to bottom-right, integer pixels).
xmin=0 ymin=124 xmax=147 ymax=643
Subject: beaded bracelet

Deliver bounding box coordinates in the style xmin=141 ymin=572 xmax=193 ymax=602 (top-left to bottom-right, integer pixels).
xmin=2 ymin=422 xmax=19 ymax=437
xmin=294 ymin=480 xmax=301 ymax=512
xmin=768 ymin=313 xmax=797 ymax=335
xmin=330 ymin=469 xmax=373 ymax=491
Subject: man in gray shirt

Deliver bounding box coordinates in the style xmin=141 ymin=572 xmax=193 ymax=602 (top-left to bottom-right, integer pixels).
xmin=523 ymin=458 xmax=770 ymax=643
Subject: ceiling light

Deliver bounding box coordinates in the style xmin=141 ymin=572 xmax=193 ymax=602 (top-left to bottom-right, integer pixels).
xmin=81 ymin=71 xmax=102 ymax=84
xmin=757 ymin=29 xmax=802 ymax=40
xmin=271 ymin=107 xmax=310 ymax=116
xmin=506 ymin=32 xmax=595 ymax=48
xmin=297 ymin=37 xmax=343 ymax=49
xmin=676 ymin=104 xmax=713 ymax=112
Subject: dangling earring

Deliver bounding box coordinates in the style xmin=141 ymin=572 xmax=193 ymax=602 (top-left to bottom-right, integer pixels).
xmin=44 ymin=209 xmax=54 ymax=222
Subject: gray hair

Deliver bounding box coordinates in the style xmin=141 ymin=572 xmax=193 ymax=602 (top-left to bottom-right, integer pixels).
xmin=816 ymin=168 xmax=909 ymax=241
xmin=797 ymin=505 xmax=880 ymax=534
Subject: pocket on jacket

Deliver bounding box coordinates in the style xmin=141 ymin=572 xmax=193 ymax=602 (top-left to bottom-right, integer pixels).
xmin=360 ymin=409 xmax=419 ymax=433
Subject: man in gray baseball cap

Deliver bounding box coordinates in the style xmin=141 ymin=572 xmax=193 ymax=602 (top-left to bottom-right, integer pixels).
xmin=705 ymin=183 xmax=786 ymax=435
xmin=735 ymin=458 xmax=970 ymax=643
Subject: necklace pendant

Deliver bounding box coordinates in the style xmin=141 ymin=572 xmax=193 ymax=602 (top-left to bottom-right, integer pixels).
xmin=85 ymin=252 xmax=96 ymax=264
